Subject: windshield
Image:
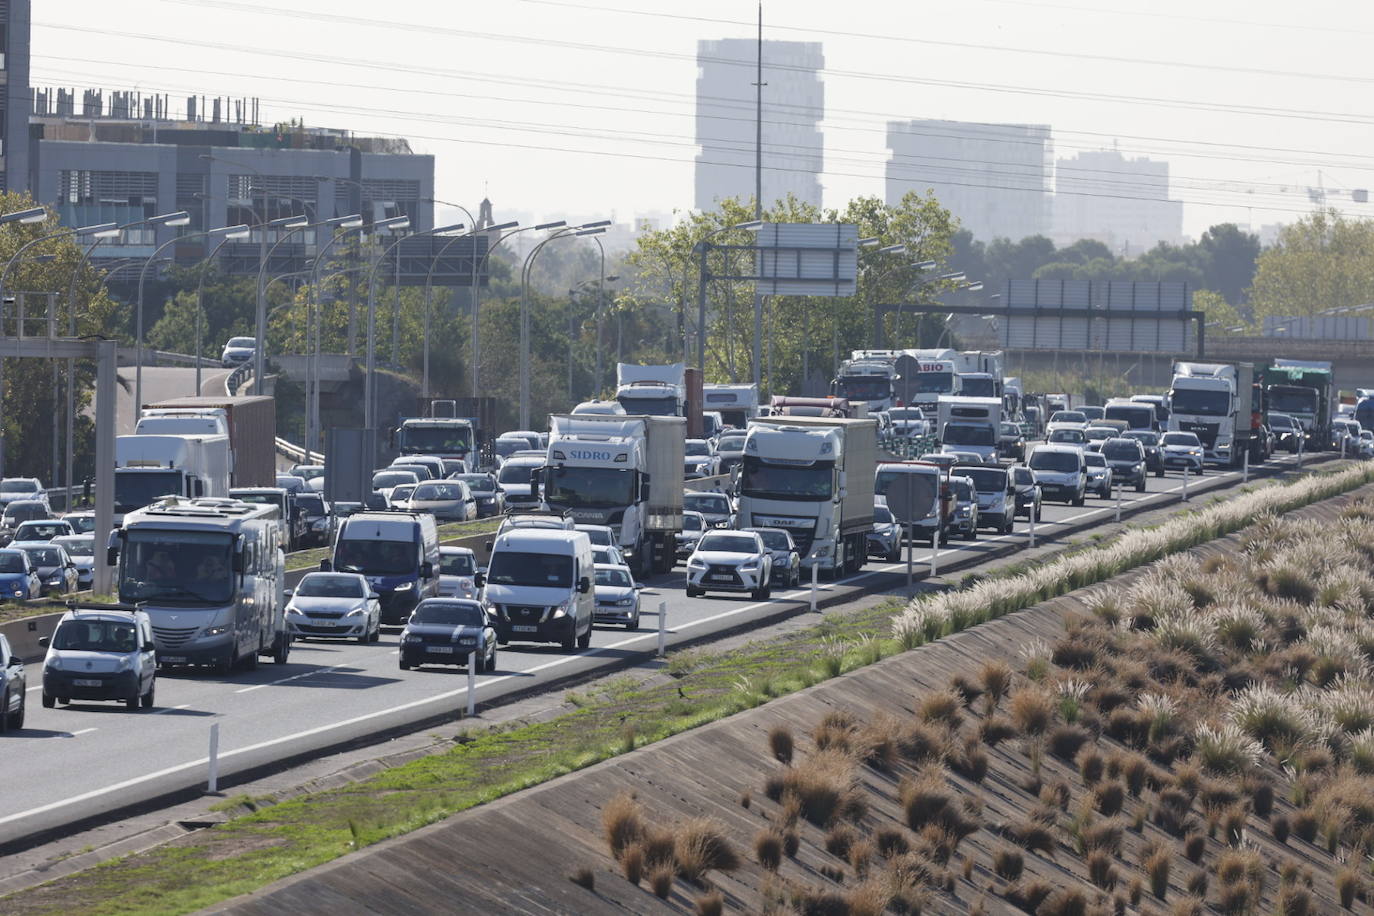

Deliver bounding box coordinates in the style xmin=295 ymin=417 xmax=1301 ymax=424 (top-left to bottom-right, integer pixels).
xmin=1267 ymin=388 xmax=1317 ymax=414
xmin=296 ymin=495 xmax=324 ymax=515
xmin=494 ymin=440 xmax=524 ymax=459
xmin=717 ymin=436 xmax=746 ymax=452
xmin=1085 ymin=453 xmax=1106 ymax=468
xmin=391 ymin=465 xmax=434 ymax=481
xmin=227 ymin=337 xmax=255 ymax=348
xmin=3 ymin=503 xmax=46 ymax=524
xmin=486 ymin=550 xmax=573 ymax=588
xmin=961 ymin=377 xmax=995 ymax=398
xmin=414 ymin=483 xmax=463 ymax=501
xmin=952 ymin=480 xmax=973 ymax=500
xmin=397 ymin=425 xmax=472 ymax=454
xmin=617 ymin=394 xmax=678 ymax=416
xmin=440 ymin=552 xmax=476 ymax=576
xmin=1103 ymin=441 xmax=1142 ymax=460
xmin=458 ymin=475 xmax=495 ymax=493
xmin=698 ymin=534 xmax=758 ymax=554
xmin=372 ymin=471 xmax=418 ymax=490
xmin=114 ymin=471 xmax=183 ymax=513
xmin=1013 ymin=467 xmax=1034 ymax=485
xmin=685 ymin=441 xmax=711 ymax=456
xmin=21 ymin=547 xmax=60 ymax=567
xmin=874 ymin=506 xmax=893 ymax=523
xmin=1086 ymin=428 xmax=1112 ymax=441
xmin=334 ymin=538 xmax=418 ymax=575
xmin=545 ymin=466 xmax=634 ymax=507
xmin=53 ymin=619 xmax=139 ymax=652
xmin=684 ymin=493 xmax=729 ymax=514
xmin=64 ymin=515 xmax=96 ymax=534
xmin=577 ymin=528 xmax=612 ymax=545
xmin=682 ymin=514 xmax=704 ymax=531
xmin=836 ymin=377 xmax=891 ymax=400
xmin=412 ymin=601 xmax=485 ymax=626
xmin=889 ymin=409 xmax=924 ymax=421
xmin=954 ymin=468 xmax=1008 ymax=492
xmin=1030 ymin=451 xmax=1081 ymax=473
xmin=498 ymin=463 xmax=538 ymax=485
xmin=1049 ymin=429 xmax=1085 ymax=444
xmin=1105 ymin=405 xmax=1153 ymax=428
xmin=1268 ymin=415 xmax=1294 ymax=430
xmin=292 ymin=466 xmax=325 ymax=480
xmin=1051 ymin=411 xmax=1085 ymax=424
xmin=943 ymin=425 xmax=995 ymax=446
xmin=1000 ymin=423 xmax=1020 ymax=435
xmin=740 ymin=455 xmax=834 ymax=501
xmin=390 ymin=485 xmax=416 ymax=502
xmin=595 ymin=566 xmax=633 ymax=587
xmin=1081 ymin=407 xmax=1104 ymax=420
xmin=296 ymin=574 xmax=366 ymax=598
xmin=19 ymin=522 xmax=67 ymax=540
xmin=1124 ymin=431 xmax=1159 ymax=446
xmin=915 ymin=372 xmax=954 ymax=394
xmin=0 ymin=480 xmax=38 ymax=494
xmin=1163 ymin=433 xmax=1201 ymax=447
xmin=119 ymin=530 xmax=235 ymax=605
xmin=0 ymin=552 xmax=25 ymax=573
xmin=1171 ymin=388 xmax=1231 ymax=416
xmin=55 ymin=536 xmax=94 ymax=556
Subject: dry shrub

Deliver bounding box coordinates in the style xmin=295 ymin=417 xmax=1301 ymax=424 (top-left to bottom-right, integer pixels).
xmin=763 ymin=771 xmax=785 ymax=802
xmin=980 ymin=716 xmax=1016 ymax=746
xmin=640 ymin=824 xmax=676 ymax=871
xmin=1053 ymin=631 xmax=1102 ymax=669
xmin=824 ymin=824 xmax=854 ymax=858
xmin=1004 ymin=878 xmax=1055 ymax=911
xmin=856 ymin=717 xmax=898 ymax=770
xmin=918 ymin=689 xmax=964 ymax=729
xmin=1291 ymin=808 xmax=1318 ymax=843
xmin=993 ymin=846 xmax=1023 ymax=880
xmin=755 ymin=830 xmax=783 ymax=871
xmin=1081 ymin=818 xmax=1124 ymax=856
xmin=1119 ymin=754 xmax=1148 ymax=796
xmin=1277 ymin=884 xmax=1313 ymax=916
xmin=1152 ymin=787 xmax=1195 ymax=837
xmin=847 ymin=838 xmax=873 ymax=877
xmin=674 ymin=818 xmax=739 ymax=882
xmin=769 ymin=725 xmax=795 ymax=764
xmin=1043 ymin=780 xmax=1072 ymax=811
xmin=738 ymin=790 xmax=751 ymax=809
xmin=794 ymin=888 xmax=849 ymax=916
xmin=694 ymin=887 xmax=724 ymax=915
xmin=1171 ymin=897 xmax=1204 ymax=916
xmin=1336 ymin=865 xmax=1362 ymax=908
xmin=1128 ymin=876 xmax=1144 ymax=906
xmin=846 ymin=879 xmax=891 ymax=916
xmin=1245 ymin=777 xmax=1274 ymax=818
xmin=782 ymin=830 xmax=800 ymax=858
xmin=900 ymin=770 xmax=977 ymax=839
xmin=621 ymin=844 xmax=644 ymax=884
xmin=601 ymin=792 xmax=643 ymax=859
xmin=569 ymin=866 xmax=595 ymax=891
xmin=1048 ymin=724 xmax=1092 ymax=760
xmin=1079 ymin=748 xmax=1106 ymax=786
xmin=980 ymin=659 xmax=1014 ymax=713
xmin=1037 ymin=886 xmax=1090 ymax=916
xmin=951 ymin=737 xmax=989 ymax=783
xmin=1186 ymin=870 xmax=1208 ymax=897
xmin=648 ymin=864 xmax=674 ymax=899
xmin=1143 ymin=840 xmax=1170 ymax=899
xmin=875 ymin=826 xmax=910 ymax=858
xmin=813 ymin=709 xmax=858 ymax=752
xmin=1311 ymin=772 xmax=1374 ymax=850
xmin=1094 ymin=781 xmax=1126 ymax=817
xmin=896 ymin=720 xmax=946 ymax=764
xmin=1087 ymin=848 xmax=1117 ymax=889
xmin=1221 ymin=805 xmax=1247 ymax=846
xmin=1012 ymin=818 xmax=1057 ymax=856
xmin=1183 ymin=831 xmax=1206 ymax=863
xmin=949 ymin=672 xmax=983 ymax=706
xmin=1009 ymin=686 xmax=1054 ymax=736
xmin=781 ymin=749 xmax=856 ymax=827
xmin=819 ymin=863 xmax=844 ymax=883
xmin=1214 ymin=848 xmax=1265 ymax=904
xmin=1272 ymin=813 xmax=1290 ymax=844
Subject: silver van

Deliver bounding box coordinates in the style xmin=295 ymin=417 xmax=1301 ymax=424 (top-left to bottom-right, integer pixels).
xmin=479 ymin=528 xmax=595 ymax=651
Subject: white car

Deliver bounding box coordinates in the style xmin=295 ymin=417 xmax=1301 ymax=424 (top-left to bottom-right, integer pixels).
xmin=12 ymin=519 xmax=75 ymax=542
xmin=52 ymin=535 xmax=95 ymax=590
xmin=887 ymin=407 xmax=929 ymax=438
xmin=220 ymin=336 xmax=256 ymax=368
xmin=593 ymin=563 xmax=642 ymax=628
xmin=438 ymin=546 xmax=479 ymax=599
xmin=685 ymin=530 xmax=773 ymax=600
xmin=715 ymin=432 xmax=747 ymax=477
xmin=387 ymin=484 xmax=418 ymax=510
xmin=684 ymin=439 xmax=721 ymax=479
xmin=371 ymin=469 xmax=420 ymax=506
xmin=407 ymin=480 xmax=476 ymax=521
xmin=1160 ymin=431 xmax=1205 ymax=473
xmin=286 ymin=572 xmax=381 ymax=643
xmin=1083 ymin=451 xmax=1113 ymax=499
xmin=592 ymin=544 xmax=628 ymax=568
xmin=1046 ymin=410 xmax=1089 ymax=435
xmin=290 ymin=464 xmax=327 ymax=492
xmin=0 ymin=478 xmax=44 ymax=509
xmin=574 ymin=524 xmax=615 ymax=548
xmin=1360 ymin=430 xmax=1374 ymax=459
xmin=61 ymin=511 xmax=98 ymax=535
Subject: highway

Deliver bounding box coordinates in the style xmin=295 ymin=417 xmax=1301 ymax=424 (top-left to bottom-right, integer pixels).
xmin=0 ymin=451 xmax=1316 ymax=848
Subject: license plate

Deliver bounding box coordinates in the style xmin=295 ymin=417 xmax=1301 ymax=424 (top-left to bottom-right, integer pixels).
xmin=161 ymin=656 xmax=185 ymax=663
xmin=74 ymin=678 xmax=101 ymax=687
xmin=315 ymin=620 xmax=336 ymax=627
xmin=512 ymin=625 xmax=537 ymax=633
xmin=710 ymin=574 xmax=734 ymax=582
xmin=428 ymin=645 xmax=455 ymax=654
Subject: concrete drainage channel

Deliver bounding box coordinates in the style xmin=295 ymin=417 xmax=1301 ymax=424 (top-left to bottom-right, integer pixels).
xmin=0 ymin=455 xmax=1339 ymax=879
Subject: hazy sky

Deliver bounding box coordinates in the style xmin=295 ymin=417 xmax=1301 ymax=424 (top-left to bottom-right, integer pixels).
xmin=32 ymin=0 xmax=1374 ymax=240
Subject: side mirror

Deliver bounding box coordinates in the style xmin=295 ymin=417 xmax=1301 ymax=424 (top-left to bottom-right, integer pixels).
xmin=8 ymin=655 xmax=20 ymax=667
xmin=484 ymin=540 xmax=494 ymax=553
xmin=319 ymin=558 xmax=333 ymax=572
xmin=420 ymin=561 xmax=434 ymax=579
xmin=143 ymin=641 xmax=156 ymax=653
xmin=577 ymin=575 xmax=591 ymax=595
xmin=369 ymin=592 xmax=381 ymax=600
xmin=284 ymin=589 xmax=294 ymax=599
xmin=473 ymin=572 xmax=485 ymax=589
xmin=38 ymin=636 xmax=49 ymax=648
xmin=633 ymin=583 xmax=644 ymax=590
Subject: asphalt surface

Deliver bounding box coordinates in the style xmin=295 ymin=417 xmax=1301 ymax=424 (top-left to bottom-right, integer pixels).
xmin=0 ymin=450 xmax=1316 ymax=847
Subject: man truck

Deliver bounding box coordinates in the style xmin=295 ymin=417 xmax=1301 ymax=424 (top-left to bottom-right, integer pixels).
xmin=735 ymin=415 xmax=878 ymax=577
xmin=1168 ymin=361 xmax=1257 ymax=467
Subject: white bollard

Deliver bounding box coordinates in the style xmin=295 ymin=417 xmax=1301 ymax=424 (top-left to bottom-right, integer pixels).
xmin=930 ymin=529 xmax=940 ymax=579
xmin=810 ymin=561 xmax=818 ymax=612
xmin=467 ymin=652 xmax=477 ymax=716
xmin=207 ymin=722 xmax=220 ymax=794
xmin=657 ymin=600 xmax=667 ymax=658
xmin=1182 ymin=465 xmax=1189 ymax=502
xmin=1298 ymin=436 xmax=1304 ymax=470
xmin=1027 ymin=503 xmax=1036 ymax=549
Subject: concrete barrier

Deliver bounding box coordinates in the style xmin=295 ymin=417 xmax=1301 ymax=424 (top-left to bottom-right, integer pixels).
xmin=1 ymin=609 xmax=64 ymax=663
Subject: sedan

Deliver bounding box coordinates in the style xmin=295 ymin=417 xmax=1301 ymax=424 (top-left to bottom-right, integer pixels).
xmin=1161 ymin=431 xmax=1206 ymax=473
xmin=685 ymin=531 xmax=773 ymax=600
xmin=399 ymin=599 xmax=497 ymax=672
xmin=1010 ymin=465 xmax=1042 ymax=521
xmin=220 ymin=336 xmax=256 ymax=367
xmin=286 ymin=572 xmax=381 ymax=643
xmin=0 ymin=548 xmax=41 ymax=600
xmin=744 ymin=527 xmax=802 ymax=588
xmin=456 ymin=473 xmax=505 ymax=518
xmin=13 ymin=543 xmax=79 ymax=596
xmin=867 ymin=504 xmax=902 ymax=562
xmin=52 ymin=535 xmax=95 ymax=590
xmin=407 ymin=481 xmax=477 ymax=521
xmin=438 ymin=546 xmax=479 ymax=599
xmin=593 ymin=563 xmax=642 ymax=628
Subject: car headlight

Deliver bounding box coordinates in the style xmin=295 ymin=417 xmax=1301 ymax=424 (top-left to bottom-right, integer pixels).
xmin=45 ymin=656 xmax=61 ymax=671
xmin=402 ymin=632 xmax=422 ymax=644
xmin=687 ymin=559 xmax=706 ymax=569
xmin=393 ymin=581 xmax=414 ymax=592
xmin=204 ymin=625 xmax=230 ymax=637
xmin=312 ymin=519 xmax=329 ymax=531
xmin=551 ymin=603 xmax=569 ymax=618
xmin=117 ymin=655 xmax=133 ymax=672
xmin=286 ymin=605 xmax=304 ymax=616
xmin=617 ymin=597 xmax=633 ymax=607
xmin=740 ymin=559 xmax=759 ymax=570
xmin=345 ymin=606 xmax=365 ymax=617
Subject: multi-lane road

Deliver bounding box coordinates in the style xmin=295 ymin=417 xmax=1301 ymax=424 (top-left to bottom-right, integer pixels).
xmin=0 ymin=451 xmax=1321 ymax=847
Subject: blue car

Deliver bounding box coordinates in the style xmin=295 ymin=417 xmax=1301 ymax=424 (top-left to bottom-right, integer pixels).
xmin=0 ymin=548 xmax=41 ymax=600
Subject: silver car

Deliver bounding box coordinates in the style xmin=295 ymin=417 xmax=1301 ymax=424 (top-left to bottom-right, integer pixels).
xmin=743 ymin=527 xmax=801 ymax=588
xmin=867 ymin=504 xmax=901 ymax=561
xmin=438 ymin=546 xmax=479 ymax=600
xmin=51 ymin=535 xmax=95 ymax=590
xmin=286 ymin=572 xmax=381 ymax=643
xmin=407 ymin=481 xmax=476 ymax=521
xmin=593 ymin=563 xmax=642 ymax=628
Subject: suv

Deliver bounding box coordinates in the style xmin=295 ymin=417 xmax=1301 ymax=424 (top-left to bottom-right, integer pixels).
xmin=0 ymin=633 xmax=25 ymax=731
xmin=1028 ymin=445 xmax=1087 ymax=506
xmin=1123 ymin=430 xmax=1166 ymax=477
xmin=39 ymin=607 xmax=157 ymax=710
xmin=686 ymin=530 xmax=772 ymax=600
xmin=1101 ymin=438 xmax=1147 ymax=493
xmin=220 ymin=336 xmax=256 ymax=367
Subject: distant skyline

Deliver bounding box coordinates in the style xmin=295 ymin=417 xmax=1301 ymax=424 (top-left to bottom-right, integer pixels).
xmin=32 ymin=0 xmax=1374 ymax=243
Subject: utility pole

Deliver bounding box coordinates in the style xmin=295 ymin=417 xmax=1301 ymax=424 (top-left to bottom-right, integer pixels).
xmin=751 ymin=1 xmax=766 ymax=392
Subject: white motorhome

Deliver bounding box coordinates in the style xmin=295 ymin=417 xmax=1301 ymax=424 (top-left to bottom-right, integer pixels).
xmin=736 ymin=416 xmax=878 ymax=576
xmin=134 ymin=409 xmax=229 ymax=438
xmin=615 ymin=363 xmax=686 ymax=417
xmin=542 ymin=414 xmax=686 ymax=575
xmin=701 ymin=383 xmax=759 ymax=429
xmin=109 ymin=497 xmax=289 ymax=671
xmin=935 ymin=396 xmax=1003 ymax=464
xmin=114 ymin=434 xmax=232 ymax=522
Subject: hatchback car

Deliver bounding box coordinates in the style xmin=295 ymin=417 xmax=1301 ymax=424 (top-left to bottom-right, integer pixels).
xmin=286 ymin=572 xmax=381 ymax=643
xmin=14 ymin=543 xmax=79 ymax=596
xmin=676 ymin=510 xmax=708 ymax=558
xmin=220 ymin=336 xmax=256 ymax=367
xmin=289 ymin=464 xmax=326 ymax=491
xmin=407 ymin=480 xmax=476 ymax=521
xmin=1267 ymin=414 xmax=1301 ymax=453
xmin=1122 ymin=430 xmax=1166 ymax=477
xmin=1084 ymin=427 xmax=1116 ymax=452
xmin=1161 ymin=431 xmax=1205 ymax=473
xmin=295 ymin=492 xmax=335 ymax=547
xmin=684 ymin=439 xmax=721 ymax=479
xmin=685 ymin=530 xmax=772 ymax=599
xmin=998 ymin=422 xmax=1026 ymax=461
xmin=1010 ymin=465 xmax=1042 ymax=522
xmin=592 ymin=544 xmax=628 ymax=568
xmin=593 ymin=563 xmax=642 ymax=628
xmin=683 ymin=491 xmax=733 ymax=529
xmin=456 ymin=473 xmax=505 ymax=518
xmin=1084 ymin=452 xmax=1113 ymax=498
xmin=52 ymin=534 xmax=95 ymax=590
xmin=399 ymin=598 xmax=497 ymax=672
xmin=1047 ymin=428 xmax=1088 ymax=448
xmin=1046 ymin=411 xmax=1088 ymax=434
xmin=12 ymin=519 xmax=74 ymax=543
xmin=868 ymin=504 xmax=902 ymax=562
xmin=39 ymin=608 xmax=155 ymax=711
xmin=743 ymin=527 xmax=802 ymax=588
xmin=438 ymin=546 xmax=479 ymax=599
xmin=0 ymin=548 xmax=41 ymax=600
xmin=0 ymin=633 xmax=26 ymax=730
xmin=948 ymin=475 xmax=980 ymax=540
xmin=387 ymin=484 xmax=418 ymax=510
xmin=61 ymin=511 xmax=98 ymax=535
xmin=574 ymin=525 xmax=615 ymax=548
xmin=1101 ymin=438 xmax=1147 ymax=492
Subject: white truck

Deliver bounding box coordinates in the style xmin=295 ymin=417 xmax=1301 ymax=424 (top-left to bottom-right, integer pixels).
xmin=615 ymin=363 xmax=686 ymax=417
xmin=955 ymin=350 xmax=1005 ymax=402
xmin=541 ymin=414 xmax=686 ymax=575
xmin=899 ymin=348 xmax=961 ymax=412
xmin=936 ymin=396 xmax=1003 ymax=463
xmin=1168 ymin=361 xmax=1255 ymax=467
xmin=114 ymin=434 xmax=232 ymax=522
xmin=736 ymin=415 xmax=878 ymax=576
xmin=702 ymin=383 xmax=759 ymax=430
xmin=831 ymin=351 xmax=901 ymax=412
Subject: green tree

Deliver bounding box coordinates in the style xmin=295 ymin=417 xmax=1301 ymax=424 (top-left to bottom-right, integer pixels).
xmin=1196 ymin=223 xmax=1260 ymax=305
xmin=1193 ymin=289 xmax=1250 ymax=336
xmin=1249 ymin=209 xmax=1374 ymax=322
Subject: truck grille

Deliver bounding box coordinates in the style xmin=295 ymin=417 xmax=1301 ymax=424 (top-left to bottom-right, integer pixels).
xmin=152 ymin=625 xmax=199 ymax=648
xmin=790 ymin=532 xmax=815 ymax=556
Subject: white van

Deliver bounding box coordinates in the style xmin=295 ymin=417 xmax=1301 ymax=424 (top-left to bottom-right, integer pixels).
xmin=39 ymin=606 xmax=157 ymax=709
xmin=478 ymin=528 xmax=595 ymax=651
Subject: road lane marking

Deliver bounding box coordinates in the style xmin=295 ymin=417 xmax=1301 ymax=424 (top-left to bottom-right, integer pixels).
xmin=70 ymin=728 xmax=97 ymax=737
xmin=151 ymin=704 xmax=191 ymax=715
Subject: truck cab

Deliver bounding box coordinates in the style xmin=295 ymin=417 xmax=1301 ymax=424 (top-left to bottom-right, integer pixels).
xmin=393 ymin=416 xmax=477 ymax=470
xmin=615 ymin=363 xmax=686 ymax=417
xmin=1169 ymin=362 xmax=1254 ymax=466
xmin=831 ymin=354 xmax=899 ymax=413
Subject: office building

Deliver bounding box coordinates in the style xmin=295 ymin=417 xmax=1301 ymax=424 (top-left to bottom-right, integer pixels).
xmin=1052 ymin=150 xmax=1183 ymax=254
xmin=695 ymin=38 xmax=823 ymax=212
xmin=2 ymin=0 xmax=31 ymax=193
xmin=886 ymin=119 xmax=1052 ymax=242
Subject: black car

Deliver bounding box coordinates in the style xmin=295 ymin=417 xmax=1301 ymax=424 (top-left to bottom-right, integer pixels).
xmin=0 ymin=633 xmax=26 ymax=731
xmin=1101 ymin=438 xmax=1148 ymax=492
xmin=295 ymin=492 xmax=334 ymax=548
xmin=1122 ymin=430 xmax=1166 ymax=477
xmin=998 ymin=422 xmax=1026 ymax=461
xmin=1268 ymin=414 xmax=1302 ymax=453
xmin=456 ymin=473 xmax=506 ymax=518
xmin=1009 ymin=465 xmax=1042 ymax=521
xmin=399 ymin=599 xmax=497 ymax=672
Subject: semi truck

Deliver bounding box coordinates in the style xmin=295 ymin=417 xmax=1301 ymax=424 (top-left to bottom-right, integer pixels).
xmin=702 ymin=383 xmax=759 ymax=429
xmin=736 ymin=415 xmax=878 ymax=576
xmin=615 ymin=363 xmax=686 ymax=417
xmin=831 ymin=351 xmax=901 ymax=412
xmin=139 ymin=396 xmax=276 ymax=487
xmin=935 ymin=395 xmax=1003 ymax=463
xmin=393 ymin=414 xmax=478 ymax=471
xmin=1261 ymin=360 xmax=1334 ymax=450
xmin=1168 ymin=361 xmax=1257 ymax=466
xmin=955 ymin=351 xmax=1005 ymax=401
xmin=114 ymin=434 xmax=233 ymax=523
xmin=900 ymin=348 xmax=961 ymax=411
xmin=541 ymin=414 xmax=686 ymax=575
